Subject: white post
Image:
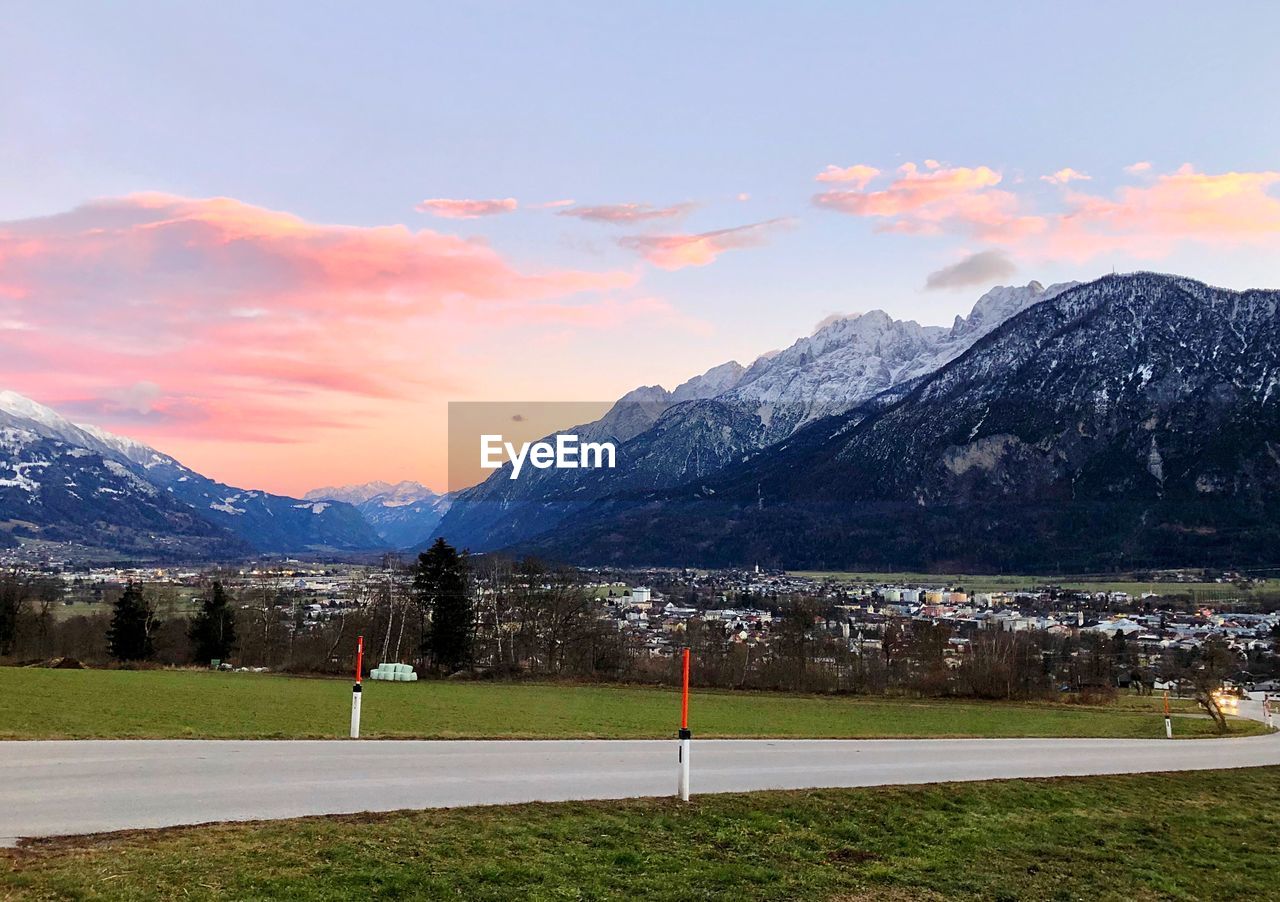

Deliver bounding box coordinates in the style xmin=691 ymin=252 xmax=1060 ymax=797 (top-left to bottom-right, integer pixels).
xmin=678 ymin=729 xmax=691 ymax=802
xmin=1164 ymin=715 xmax=1173 ymax=739
xmin=677 ymin=647 xmax=692 ymax=802
xmin=350 ymin=634 xmax=364 ymax=740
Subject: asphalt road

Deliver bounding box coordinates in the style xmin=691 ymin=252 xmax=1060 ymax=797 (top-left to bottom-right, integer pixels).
xmin=4 ymin=711 xmax=1277 ymax=845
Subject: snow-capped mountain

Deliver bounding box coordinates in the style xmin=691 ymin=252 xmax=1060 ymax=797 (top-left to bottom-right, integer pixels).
xmin=305 ymin=481 xmax=451 ymax=549
xmin=304 ymin=480 xmax=433 ymax=507
xmin=519 ymin=273 xmax=1280 ymax=571
xmin=432 ymin=281 xmax=1073 ymax=550
xmin=0 ymin=391 xmax=383 ymax=557
xmin=719 ymin=280 xmax=1075 ymax=440
xmin=0 ymin=412 xmax=246 ymax=558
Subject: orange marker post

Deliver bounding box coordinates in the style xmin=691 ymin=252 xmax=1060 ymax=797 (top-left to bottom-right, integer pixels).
xmin=677 ymin=647 xmax=691 ymax=801
xmin=350 ymin=635 xmax=364 ymax=739
xmin=1163 ymin=689 xmax=1172 ymax=739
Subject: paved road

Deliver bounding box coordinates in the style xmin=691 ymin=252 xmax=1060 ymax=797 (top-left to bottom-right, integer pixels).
xmin=4 ymin=717 xmax=1278 ymax=845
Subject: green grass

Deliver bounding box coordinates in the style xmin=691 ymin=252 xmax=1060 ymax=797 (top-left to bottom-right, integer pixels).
xmin=6 ymin=767 xmax=1280 ymax=900
xmin=0 ymin=667 xmax=1262 ymax=741
xmin=788 ymin=569 xmax=1274 ymax=600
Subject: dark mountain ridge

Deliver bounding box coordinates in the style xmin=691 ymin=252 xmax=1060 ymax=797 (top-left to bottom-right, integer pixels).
xmin=512 ymin=273 xmax=1280 ymax=571
xmin=0 ymin=392 xmax=384 ymax=558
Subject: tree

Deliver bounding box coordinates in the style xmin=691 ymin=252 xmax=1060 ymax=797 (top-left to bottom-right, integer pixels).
xmin=0 ymin=568 xmax=33 ymax=656
xmin=189 ymin=581 xmax=236 ymax=664
xmin=414 ymin=538 xmax=472 ymax=673
xmin=1181 ymin=636 xmax=1238 ymax=732
xmin=107 ymin=582 xmax=157 ymax=662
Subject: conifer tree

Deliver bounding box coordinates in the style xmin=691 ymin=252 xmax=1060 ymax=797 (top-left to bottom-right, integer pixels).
xmin=189 ymin=580 xmax=236 ymax=664
xmin=107 ymin=581 xmax=156 ymax=662
xmin=414 ymin=538 xmax=472 ymax=672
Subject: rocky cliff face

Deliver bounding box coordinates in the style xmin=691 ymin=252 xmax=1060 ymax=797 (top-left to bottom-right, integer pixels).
xmin=516 ymin=274 xmax=1280 ymax=571
xmin=432 ymin=281 xmax=1073 ymax=551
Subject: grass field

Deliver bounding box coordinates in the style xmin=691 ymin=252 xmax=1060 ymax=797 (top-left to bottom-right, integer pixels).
xmin=0 ymin=667 xmax=1259 ymax=741
xmin=5 ymin=767 xmax=1279 ymax=900
xmin=788 ymin=569 xmax=1276 ymax=602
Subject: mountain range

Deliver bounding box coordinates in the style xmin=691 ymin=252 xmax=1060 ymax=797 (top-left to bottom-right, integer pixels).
xmin=431 ymin=279 xmax=1077 ymax=551
xmin=303 ymin=481 xmax=451 ymax=549
xmin=505 ymin=273 xmax=1280 ymax=571
xmin=0 ymin=392 xmax=382 ymax=558
xmin=5 ymin=272 xmax=1276 ymax=570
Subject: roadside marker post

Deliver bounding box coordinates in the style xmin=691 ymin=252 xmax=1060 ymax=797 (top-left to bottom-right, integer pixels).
xmin=1163 ymin=690 xmax=1173 ymax=739
xmin=350 ymin=635 xmax=364 ymax=739
xmin=677 ymin=647 xmax=691 ymax=802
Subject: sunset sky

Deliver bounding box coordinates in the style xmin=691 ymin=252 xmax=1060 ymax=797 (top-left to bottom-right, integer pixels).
xmin=2 ymin=2 xmax=1278 ymax=496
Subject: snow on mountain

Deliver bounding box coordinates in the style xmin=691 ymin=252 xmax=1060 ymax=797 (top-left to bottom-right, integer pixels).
xmin=0 ymin=391 xmax=384 ymax=555
xmin=433 ymin=280 xmax=1073 ymax=551
xmin=304 ymin=480 xmax=438 ymax=507
xmin=0 ymin=391 xmax=70 ymax=433
xmin=720 ymin=280 xmax=1076 ymax=438
xmin=0 ymin=408 xmax=247 ymax=558
xmin=305 ymin=480 xmax=452 ymax=549
xmin=524 ymin=273 xmax=1280 ymax=570
xmin=670 ymin=360 xmax=747 ymax=403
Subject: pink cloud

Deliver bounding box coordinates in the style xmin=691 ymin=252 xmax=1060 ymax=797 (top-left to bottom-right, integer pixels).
xmin=558 ymin=202 xmax=696 ymax=225
xmin=813 ymin=161 xmax=1046 ymax=242
xmin=0 ymin=193 xmax=644 ymax=451
xmin=813 ymin=159 xmax=1280 ymax=264
xmin=414 ymin=197 xmax=519 ymax=218
xmin=618 ymin=218 xmax=793 ymax=270
xmin=1040 ymin=168 xmax=1091 ymax=185
xmin=815 ymin=164 xmax=880 ymax=188
xmin=1045 ymin=164 xmax=1280 ymax=260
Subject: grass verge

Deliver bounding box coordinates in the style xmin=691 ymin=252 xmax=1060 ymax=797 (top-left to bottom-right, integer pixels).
xmin=0 ymin=667 xmax=1261 ymax=741
xmin=5 ymin=767 xmax=1279 ymax=900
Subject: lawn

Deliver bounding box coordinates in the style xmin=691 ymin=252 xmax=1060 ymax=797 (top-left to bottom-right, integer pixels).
xmin=5 ymin=767 xmax=1279 ymax=900
xmin=0 ymin=667 xmax=1261 ymax=741
xmin=787 ymin=569 xmax=1276 ymax=602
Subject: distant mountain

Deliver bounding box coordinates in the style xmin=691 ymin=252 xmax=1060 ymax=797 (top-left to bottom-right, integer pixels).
xmin=719 ymin=280 xmax=1076 ymax=442
xmin=0 ymin=413 xmax=247 ymax=558
xmin=431 ymin=281 xmax=1074 ymax=551
xmin=0 ymin=391 xmax=384 ymax=558
xmin=516 ymin=273 xmax=1280 ymax=571
xmin=305 ymin=481 xmax=451 ymax=549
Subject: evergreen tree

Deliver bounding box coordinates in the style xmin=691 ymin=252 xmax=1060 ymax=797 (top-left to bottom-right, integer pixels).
xmin=414 ymin=537 xmax=472 ymax=672
xmin=189 ymin=581 xmax=237 ymax=664
xmin=107 ymin=581 xmax=156 ymax=662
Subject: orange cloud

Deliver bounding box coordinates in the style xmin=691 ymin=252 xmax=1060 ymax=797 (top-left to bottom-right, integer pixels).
xmin=813 ymin=159 xmax=1280 ymax=264
xmin=1040 ymin=168 xmax=1091 ymax=185
xmin=815 ymin=164 xmax=880 ymax=188
xmin=813 ymin=161 xmax=1045 ymax=242
xmin=618 ymin=218 xmax=792 ymax=270
xmin=414 ymin=197 xmax=519 ymax=218
xmin=1046 ymin=164 xmax=1280 ymax=260
xmin=0 ymin=193 xmax=644 ymax=454
xmin=558 ymin=202 xmax=695 ymax=225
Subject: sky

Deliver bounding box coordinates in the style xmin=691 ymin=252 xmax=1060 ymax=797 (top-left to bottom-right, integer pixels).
xmin=2 ymin=1 xmax=1278 ymax=496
